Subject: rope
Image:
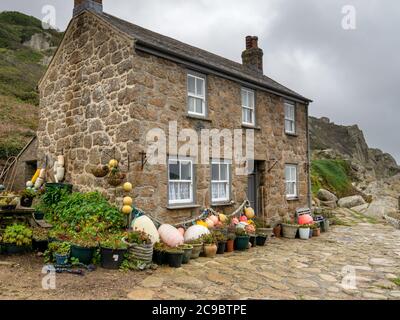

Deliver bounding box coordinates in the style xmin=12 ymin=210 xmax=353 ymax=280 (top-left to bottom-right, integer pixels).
xmin=132 ymin=199 xmax=251 ymax=228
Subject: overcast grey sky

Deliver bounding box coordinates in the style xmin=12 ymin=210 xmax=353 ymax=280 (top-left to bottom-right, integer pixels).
xmin=1 ymin=0 xmax=399 ymax=162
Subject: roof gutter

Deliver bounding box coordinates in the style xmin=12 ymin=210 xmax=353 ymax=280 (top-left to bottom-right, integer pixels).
xmin=134 ymin=40 xmax=313 ymax=104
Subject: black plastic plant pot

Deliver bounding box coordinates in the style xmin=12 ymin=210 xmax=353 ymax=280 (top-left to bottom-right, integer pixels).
xmin=249 ymin=236 xmax=257 ymax=248
xmin=32 ymin=239 xmax=48 ymax=252
xmin=100 ymin=247 xmax=127 ymax=270
xmin=217 ymin=241 xmax=226 ymax=254
xmin=152 ymin=250 xmax=165 ymax=266
xmin=167 ymin=252 xmax=184 ymax=268
xmin=256 ymin=235 xmax=267 ymax=246
xmin=71 ymin=245 xmax=95 ymax=265
xmin=34 ymin=211 xmax=45 ymax=220
xmin=181 ymin=248 xmax=192 ymax=264
xmin=4 ymin=244 xmax=30 ymax=254
xmin=234 ymin=236 xmax=250 ymax=251
xmin=20 ymin=196 xmax=33 ymax=208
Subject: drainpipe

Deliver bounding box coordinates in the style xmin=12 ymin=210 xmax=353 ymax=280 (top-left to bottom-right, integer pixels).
xmin=306 ymin=103 xmax=312 ymax=209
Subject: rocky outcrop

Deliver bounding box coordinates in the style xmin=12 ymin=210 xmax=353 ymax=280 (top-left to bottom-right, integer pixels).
xmin=338 ymin=195 xmax=366 ymax=209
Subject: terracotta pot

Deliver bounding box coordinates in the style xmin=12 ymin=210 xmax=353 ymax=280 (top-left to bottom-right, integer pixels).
xmin=225 ymin=239 xmax=234 ymax=253
xmin=273 ymin=225 xmax=282 ymax=238
xmin=313 ymin=228 xmax=321 ymax=237
xmin=203 ymin=244 xmax=217 ymax=258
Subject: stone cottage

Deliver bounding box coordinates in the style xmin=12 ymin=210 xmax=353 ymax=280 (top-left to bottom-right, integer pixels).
xmin=37 ymin=0 xmax=312 ymax=223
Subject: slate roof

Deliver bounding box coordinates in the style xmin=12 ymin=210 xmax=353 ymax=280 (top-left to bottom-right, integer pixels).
xmin=99 ymin=12 xmax=311 ymax=103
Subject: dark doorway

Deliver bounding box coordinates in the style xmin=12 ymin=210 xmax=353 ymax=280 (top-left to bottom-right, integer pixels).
xmin=247 ymin=161 xmax=265 ymax=213
xmin=25 ymin=161 xmax=37 ymax=183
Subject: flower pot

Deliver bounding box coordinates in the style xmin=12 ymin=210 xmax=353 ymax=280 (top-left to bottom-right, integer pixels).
xmin=203 ymin=244 xmax=218 ymax=258
xmin=167 ymin=251 xmax=184 ymax=268
xmin=20 ymin=196 xmax=33 ymax=208
xmin=3 ymin=244 xmax=30 ymax=254
xmin=249 ymin=236 xmax=257 ymax=248
xmin=225 ymin=239 xmax=234 ymax=252
xmin=128 ymin=243 xmax=153 ymax=264
xmin=257 ymin=228 xmax=274 ymax=238
xmin=321 ymin=219 xmax=330 ymax=232
xmin=152 ymin=249 xmax=166 ymax=265
xmin=282 ymin=224 xmax=298 ymax=239
xmin=273 ymin=225 xmax=282 ymax=238
xmin=190 ymin=243 xmax=203 ymax=259
xmin=34 ymin=211 xmax=45 ymax=220
xmin=217 ymin=241 xmax=226 ymax=254
xmin=32 ymin=239 xmax=48 ymax=252
xmin=256 ymin=235 xmax=267 ymax=246
xmin=100 ymin=247 xmax=127 ymax=269
xmin=234 ymin=236 xmax=250 ymax=251
xmin=299 ymin=228 xmax=310 ymax=240
xmin=55 ymin=253 xmax=69 ymax=265
xmin=313 ymin=228 xmax=321 ymax=237
xmin=179 ymin=246 xmax=193 ymax=264
xmin=71 ymin=245 xmax=95 ymax=265
xmin=309 ymin=229 xmax=313 ymax=238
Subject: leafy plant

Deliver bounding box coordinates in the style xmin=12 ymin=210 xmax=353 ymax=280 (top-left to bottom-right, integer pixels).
xmin=212 ymin=231 xmax=227 ymax=243
xmin=32 ymin=228 xmax=48 ymax=241
xmin=235 ymin=228 xmax=248 ymax=237
xmin=178 ymin=244 xmax=193 ymax=250
xmin=50 ymin=241 xmax=70 ymax=255
xmin=20 ymin=188 xmax=36 ymax=199
xmin=299 ymin=224 xmax=313 ymax=229
xmin=69 ymin=226 xmax=99 ymax=248
xmin=227 ymin=233 xmax=236 ymax=241
xmin=2 ymin=224 xmax=32 ymax=246
xmin=154 ymin=242 xmax=168 ymax=252
xmin=100 ymin=233 xmax=128 ymax=250
xmin=185 ymin=238 xmax=203 ymax=245
xmin=201 ymin=233 xmax=216 ymax=245
xmin=126 ymin=230 xmax=151 ymax=245
xmin=166 ymin=247 xmax=184 ymax=253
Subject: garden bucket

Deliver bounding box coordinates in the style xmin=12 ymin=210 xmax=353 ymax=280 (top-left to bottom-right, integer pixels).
xmin=190 ymin=244 xmax=203 ymax=259
xmin=282 ymin=224 xmax=298 ymax=239
xmin=217 ymin=241 xmax=226 ymax=254
xmin=249 ymin=236 xmax=257 ymax=248
xmin=234 ymin=236 xmax=250 ymax=251
xmin=55 ymin=253 xmax=69 ymax=266
xmin=299 ymin=228 xmax=310 ymax=240
xmin=181 ymin=247 xmax=192 ymax=264
xmin=152 ymin=249 xmax=166 ymax=265
xmin=71 ymin=245 xmax=95 ymax=265
xmin=100 ymin=248 xmax=127 ymax=269
xmin=167 ymin=252 xmax=184 ymax=268
xmin=32 ymin=239 xmax=48 ymax=253
xmin=256 ymin=235 xmax=267 ymax=246
xmin=129 ymin=243 xmax=153 ymax=264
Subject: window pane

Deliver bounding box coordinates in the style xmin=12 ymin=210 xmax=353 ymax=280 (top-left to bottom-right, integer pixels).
xmin=188 ymin=97 xmax=196 ymax=113
xmin=243 ymin=108 xmax=251 ymax=123
xmin=220 ymin=164 xmax=228 ymax=180
xmin=188 ymin=76 xmax=195 ymax=94
xmin=241 ymin=90 xmax=248 ymax=107
xmin=169 ymin=162 xmax=180 ymax=180
xmin=195 ymin=98 xmax=203 ymax=114
xmin=196 ymin=78 xmax=204 ymax=96
xmin=212 ymin=163 xmax=219 ymax=181
xmin=285 ymin=166 xmax=290 ymax=181
xmin=181 ymin=161 xmax=191 ymax=180
xmin=180 ymin=182 xmax=191 ymax=200
xmin=169 ymin=182 xmax=179 ymax=200
xmin=248 ymin=91 xmax=254 ymax=109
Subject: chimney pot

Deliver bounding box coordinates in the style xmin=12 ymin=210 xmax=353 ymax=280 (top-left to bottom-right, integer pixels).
xmin=74 ymin=0 xmax=103 ymax=16
xmin=242 ymin=35 xmax=264 ymax=73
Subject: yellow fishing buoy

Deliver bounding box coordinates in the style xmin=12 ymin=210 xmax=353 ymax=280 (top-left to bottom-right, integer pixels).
xmin=122 ymin=205 xmax=132 ymax=215
xmin=123 ymin=196 xmax=133 ymax=206
xmin=123 ymin=182 xmax=133 ymax=192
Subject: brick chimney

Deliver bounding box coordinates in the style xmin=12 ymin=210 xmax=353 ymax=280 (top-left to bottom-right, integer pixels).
xmin=242 ymin=36 xmax=264 ymax=73
xmin=73 ymin=0 xmax=103 ymax=17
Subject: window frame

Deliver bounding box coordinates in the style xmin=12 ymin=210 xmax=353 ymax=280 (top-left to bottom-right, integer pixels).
xmin=284 ymin=100 xmax=296 ymax=134
xmin=285 ymin=164 xmax=298 ymax=198
xmin=211 ymin=159 xmax=232 ymax=204
xmin=187 ymin=71 xmax=207 ymax=117
xmin=241 ymin=87 xmax=256 ymax=126
xmin=167 ymin=156 xmax=195 ymax=205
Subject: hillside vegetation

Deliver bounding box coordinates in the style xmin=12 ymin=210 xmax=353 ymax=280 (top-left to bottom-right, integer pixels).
xmin=0 ymin=11 xmax=63 ymax=159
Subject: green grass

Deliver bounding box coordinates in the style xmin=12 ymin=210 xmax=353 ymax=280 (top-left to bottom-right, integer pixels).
xmin=349 ymin=210 xmax=379 ymax=224
xmin=311 ymin=159 xmax=355 ymax=198
xmin=391 ymin=278 xmax=400 ymax=287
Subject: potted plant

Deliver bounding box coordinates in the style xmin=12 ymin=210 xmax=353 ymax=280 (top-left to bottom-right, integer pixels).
xmin=256 ymin=233 xmax=268 ymax=246
xmin=201 ymin=234 xmax=218 ymax=258
xmin=185 ymin=238 xmax=203 ymax=259
xmin=178 ymin=244 xmax=193 ymax=264
xmin=166 ymin=247 xmax=184 ymax=268
xmin=100 ymin=234 xmax=128 ymax=269
xmin=245 ymin=223 xmax=257 ymax=248
xmin=299 ymin=224 xmax=311 ymax=240
xmin=20 ymin=188 xmax=36 ymax=208
xmin=234 ymin=228 xmax=250 ymax=251
xmin=123 ymin=230 xmax=153 ymax=264
xmin=153 ymin=242 xmax=168 ymax=265
xmin=32 ymin=228 xmax=49 ymax=252
xmin=282 ymin=220 xmax=299 ymax=239
xmin=49 ymin=241 xmax=71 ymax=265
xmin=311 ymin=223 xmax=321 ymax=237
xmin=225 ymin=233 xmax=235 ymax=253
xmin=70 ymin=228 xmax=98 ymax=265
xmin=254 ymin=218 xmax=274 ymax=238
xmin=2 ymin=224 xmax=32 ymax=254
xmin=212 ymin=231 xmax=227 ymax=255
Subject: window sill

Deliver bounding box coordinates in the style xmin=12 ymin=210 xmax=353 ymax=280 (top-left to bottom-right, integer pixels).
xmin=242 ymin=124 xmax=261 ymax=130
xmin=286 ymin=197 xmax=299 ymax=201
xmin=211 ymin=201 xmax=235 ymax=207
xmin=166 ymin=204 xmax=201 ymax=210
xmin=285 ymin=132 xmax=298 ymax=137
xmin=186 ymin=114 xmax=212 ymax=122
